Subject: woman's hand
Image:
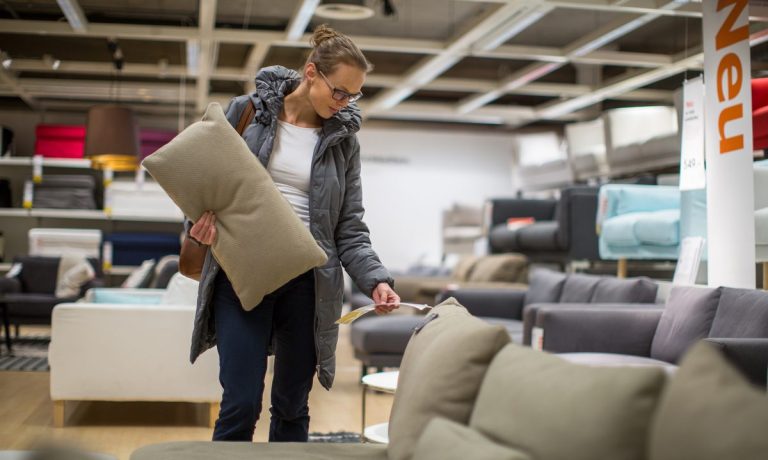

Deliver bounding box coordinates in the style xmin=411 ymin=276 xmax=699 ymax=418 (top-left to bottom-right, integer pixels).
xmin=189 ymin=211 xmax=217 ymax=246
xmin=372 ymin=282 xmax=400 ymax=315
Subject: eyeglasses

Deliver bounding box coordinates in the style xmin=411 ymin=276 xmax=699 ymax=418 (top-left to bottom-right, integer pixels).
xmin=318 ymin=70 xmax=363 ymax=103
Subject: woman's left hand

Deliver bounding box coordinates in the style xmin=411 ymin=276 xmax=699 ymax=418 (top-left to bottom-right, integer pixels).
xmin=372 ymin=283 xmax=400 ymax=315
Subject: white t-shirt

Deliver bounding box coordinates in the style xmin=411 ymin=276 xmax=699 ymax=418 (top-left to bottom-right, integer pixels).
xmin=267 ymin=119 xmax=320 ymax=227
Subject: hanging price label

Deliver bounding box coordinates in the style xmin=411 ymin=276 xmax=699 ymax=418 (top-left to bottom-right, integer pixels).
xmin=32 ymin=155 xmax=43 ymax=183
xmin=22 ymin=181 xmax=33 ymax=209
xmin=103 ymin=241 xmax=113 ymax=272
xmin=135 ymin=166 xmax=145 ymax=190
xmin=103 ymin=168 xmax=114 ymax=187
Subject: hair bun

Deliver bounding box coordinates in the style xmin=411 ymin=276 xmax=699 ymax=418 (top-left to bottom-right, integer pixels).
xmin=310 ymin=24 xmax=340 ymax=47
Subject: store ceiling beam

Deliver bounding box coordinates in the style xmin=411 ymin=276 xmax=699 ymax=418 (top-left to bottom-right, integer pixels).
xmin=0 ymin=67 xmax=39 ymax=110
xmin=366 ymin=1 xmax=550 ymax=113
xmin=243 ymin=43 xmax=271 ymax=93
xmin=194 ymin=0 xmax=217 ymax=114
xmin=56 ymin=0 xmax=88 ymax=33
xmin=285 ymin=0 xmax=320 ymax=41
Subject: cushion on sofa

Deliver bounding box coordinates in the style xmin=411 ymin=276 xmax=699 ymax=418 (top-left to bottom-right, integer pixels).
xmin=590 ymin=276 xmax=658 ymax=303
xmin=469 ymin=344 xmax=666 ymax=460
xmin=648 ymin=342 xmax=768 ymax=460
xmin=413 ymin=417 xmax=531 ymax=460
xmin=633 ymin=209 xmax=680 ymax=246
xmin=467 ymin=254 xmax=527 ymax=283
xmin=650 ymin=286 xmax=722 ymax=363
xmin=451 ymin=255 xmax=480 ymax=281
xmin=130 ymin=441 xmax=388 ymax=460
xmin=601 ymin=213 xmax=642 ymax=246
xmin=516 ymin=221 xmax=561 ymax=250
xmin=523 ymin=268 xmax=566 ymax=306
xmin=488 ymin=225 xmax=521 ymax=253
xmin=387 ymin=297 xmax=510 ymax=460
xmin=708 ymin=287 xmax=768 ymax=338
xmin=142 ymin=102 xmax=328 ymax=310
xmin=559 ymin=273 xmax=601 ymax=303
xmin=616 ymin=186 xmax=680 ymax=216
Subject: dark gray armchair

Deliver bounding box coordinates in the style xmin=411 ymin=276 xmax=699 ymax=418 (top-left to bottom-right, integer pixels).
xmin=0 ymin=255 xmax=103 ymax=353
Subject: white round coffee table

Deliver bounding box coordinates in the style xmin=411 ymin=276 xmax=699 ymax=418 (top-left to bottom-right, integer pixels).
xmin=361 ymin=370 xmax=398 ymax=443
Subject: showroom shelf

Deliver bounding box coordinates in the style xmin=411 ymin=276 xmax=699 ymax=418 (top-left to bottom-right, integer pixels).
xmin=0 ymin=157 xmax=92 ymax=169
xmin=0 ymin=208 xmax=183 ymax=223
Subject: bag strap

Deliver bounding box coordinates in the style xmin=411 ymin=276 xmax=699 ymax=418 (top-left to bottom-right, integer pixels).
xmin=235 ymin=99 xmax=256 ymax=136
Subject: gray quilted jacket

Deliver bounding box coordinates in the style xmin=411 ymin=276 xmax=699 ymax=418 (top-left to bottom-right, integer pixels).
xmin=187 ymin=65 xmax=393 ymax=390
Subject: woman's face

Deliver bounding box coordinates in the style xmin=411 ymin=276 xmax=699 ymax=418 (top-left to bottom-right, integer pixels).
xmin=306 ymin=62 xmax=366 ymax=119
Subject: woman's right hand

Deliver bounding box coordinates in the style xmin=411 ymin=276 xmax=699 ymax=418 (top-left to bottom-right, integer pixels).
xmin=190 ymin=211 xmax=217 ymax=246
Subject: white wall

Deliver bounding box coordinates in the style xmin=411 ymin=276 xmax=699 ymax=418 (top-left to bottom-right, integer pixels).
xmin=357 ymin=126 xmax=515 ymax=271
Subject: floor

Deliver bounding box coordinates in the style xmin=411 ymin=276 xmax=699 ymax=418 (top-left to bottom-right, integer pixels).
xmin=0 ymin=325 xmax=395 ymax=459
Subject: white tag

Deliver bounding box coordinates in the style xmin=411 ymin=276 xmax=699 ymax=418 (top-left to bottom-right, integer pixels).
xmin=135 ymin=167 xmax=145 ymax=190
xmin=103 ymin=185 xmax=113 ymax=216
xmin=32 ymin=155 xmax=43 ymax=183
xmin=103 ymin=168 xmax=114 ymax=187
xmin=102 ymin=241 xmax=113 ymax=271
xmin=531 ymin=327 xmax=544 ymax=351
xmin=23 ymin=180 xmax=33 ymax=209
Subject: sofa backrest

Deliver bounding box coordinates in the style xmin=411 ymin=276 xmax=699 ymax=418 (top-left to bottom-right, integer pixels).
xmin=14 ymin=255 xmax=101 ymax=294
xmin=650 ymin=285 xmax=722 ymax=363
xmin=524 ymin=268 xmax=659 ymax=306
xmin=709 ymin=287 xmax=768 ymax=338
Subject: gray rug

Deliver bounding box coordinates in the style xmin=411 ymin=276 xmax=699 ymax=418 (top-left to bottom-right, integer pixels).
xmin=0 ymin=335 xmax=50 ymax=372
xmin=308 ymin=432 xmax=362 ymax=443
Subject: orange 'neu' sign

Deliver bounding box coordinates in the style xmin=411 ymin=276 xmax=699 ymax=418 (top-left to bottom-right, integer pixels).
xmin=715 ymin=0 xmax=749 ymax=154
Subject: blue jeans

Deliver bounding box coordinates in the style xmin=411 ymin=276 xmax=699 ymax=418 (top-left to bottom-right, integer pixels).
xmin=211 ymin=268 xmax=316 ymax=442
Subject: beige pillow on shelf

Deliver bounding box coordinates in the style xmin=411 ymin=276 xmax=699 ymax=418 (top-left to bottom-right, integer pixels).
xmin=387 ymin=297 xmax=510 ymax=460
xmin=142 ymin=102 xmax=328 ymax=310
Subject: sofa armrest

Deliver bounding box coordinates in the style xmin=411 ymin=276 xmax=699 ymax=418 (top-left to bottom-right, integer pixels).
xmin=522 ymin=302 xmax=660 ymax=346
xmin=535 ymin=307 xmax=664 ymax=355
xmin=704 ymin=338 xmax=768 ymax=387
xmin=0 ymin=277 xmax=21 ymax=296
xmin=437 ymin=287 xmax=527 ymax=320
xmin=489 ymin=198 xmax=557 ymax=227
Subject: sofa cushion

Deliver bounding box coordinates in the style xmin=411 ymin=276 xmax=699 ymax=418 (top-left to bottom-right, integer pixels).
xmin=121 ymin=259 xmax=156 ymax=289
xmin=91 ymin=290 xmax=162 ymax=305
xmin=160 ymin=273 xmax=199 ymax=305
xmin=648 ymin=342 xmax=768 ymax=460
xmin=130 ymin=441 xmax=388 ymax=460
xmin=590 ymin=276 xmax=658 ymax=303
xmin=558 ymin=353 xmax=677 ymax=377
xmin=468 ymin=254 xmax=527 ymax=283
xmin=413 ymin=417 xmax=531 ymax=460
xmin=650 ymin=286 xmax=722 ymax=364
xmin=516 ymin=221 xmax=561 ymax=250
xmin=633 ymin=209 xmax=680 ymax=246
xmin=616 ymin=185 xmax=680 ymax=216
xmin=523 ymin=268 xmax=566 ymax=306
xmin=709 ymin=287 xmax=768 ymax=338
xmin=142 ymin=102 xmax=328 ymax=310
xmin=451 ymin=255 xmax=480 ymax=281
xmin=489 ymin=225 xmax=521 ymax=253
xmin=350 ymin=315 xmax=424 ymax=354
xmin=559 ymin=273 xmax=601 ymax=303
xmin=387 ymin=298 xmax=510 ymax=460
xmin=601 ymin=214 xmax=642 ymax=247
xmin=470 ymin=344 xmax=665 ymax=460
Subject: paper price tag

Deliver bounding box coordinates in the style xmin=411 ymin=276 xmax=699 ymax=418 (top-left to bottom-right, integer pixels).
xmin=336 ymin=302 xmax=431 ymax=325
xmin=22 ymin=181 xmax=33 ymax=209
xmin=102 ymin=241 xmax=113 ymax=272
xmin=531 ymin=327 xmax=544 ymax=351
xmin=32 ymin=155 xmax=43 ymax=183
xmin=103 ymin=185 xmax=113 ymax=216
xmin=103 ymin=168 xmax=114 ymax=187
xmin=135 ymin=167 xmax=145 ymax=190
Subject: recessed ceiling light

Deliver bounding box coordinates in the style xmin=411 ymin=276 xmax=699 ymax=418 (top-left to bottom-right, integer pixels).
xmin=315 ymin=1 xmax=375 ymax=20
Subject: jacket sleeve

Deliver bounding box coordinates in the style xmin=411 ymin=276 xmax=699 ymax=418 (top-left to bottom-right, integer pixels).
xmin=335 ymin=136 xmax=394 ymax=297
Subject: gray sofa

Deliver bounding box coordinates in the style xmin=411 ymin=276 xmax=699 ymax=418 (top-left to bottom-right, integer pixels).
xmin=535 ymin=284 xmax=768 ymax=387
xmin=131 ymin=297 xmax=768 ymax=460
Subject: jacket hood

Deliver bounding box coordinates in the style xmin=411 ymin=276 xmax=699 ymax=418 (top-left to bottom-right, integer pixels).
xmin=253 ymin=65 xmax=361 ymax=135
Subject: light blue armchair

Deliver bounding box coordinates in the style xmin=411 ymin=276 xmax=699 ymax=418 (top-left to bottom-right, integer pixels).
xmin=597 ymin=184 xmax=706 ymax=274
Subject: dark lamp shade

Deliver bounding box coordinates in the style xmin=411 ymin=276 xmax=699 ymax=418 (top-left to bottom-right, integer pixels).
xmin=84 ymin=105 xmax=140 ymax=157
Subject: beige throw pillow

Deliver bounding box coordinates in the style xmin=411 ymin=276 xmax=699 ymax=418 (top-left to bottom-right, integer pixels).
xmin=387 ymin=297 xmax=510 ymax=460
xmin=468 ymin=254 xmax=528 ymax=283
xmin=469 ymin=344 xmax=666 ymax=460
xmin=55 ymin=256 xmax=95 ymax=298
xmin=142 ymin=102 xmax=328 ymax=309
xmin=413 ymin=417 xmax=531 ymax=460
xmin=649 ymin=342 xmax=768 ymax=460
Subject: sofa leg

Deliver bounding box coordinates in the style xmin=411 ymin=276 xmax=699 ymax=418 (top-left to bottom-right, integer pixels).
xmin=53 ymin=400 xmax=65 ymax=427
xmin=617 ymin=259 xmax=628 ymax=278
xmin=208 ymin=402 xmax=219 ymax=429
xmin=763 ymin=262 xmax=768 ymax=290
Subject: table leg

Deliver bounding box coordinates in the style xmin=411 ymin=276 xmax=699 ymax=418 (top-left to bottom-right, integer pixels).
xmin=0 ymin=303 xmax=12 ymax=355
xmin=361 ymin=385 xmax=367 ymax=442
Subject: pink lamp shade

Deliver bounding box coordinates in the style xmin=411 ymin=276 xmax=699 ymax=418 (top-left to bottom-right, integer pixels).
xmin=34 ymin=124 xmax=86 ymax=158
xmin=139 ymin=128 xmax=177 ymax=160
xmin=752 ymin=78 xmax=768 ymax=151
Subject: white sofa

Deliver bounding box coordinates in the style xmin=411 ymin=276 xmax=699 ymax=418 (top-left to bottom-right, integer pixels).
xmin=49 ymin=274 xmax=221 ymax=427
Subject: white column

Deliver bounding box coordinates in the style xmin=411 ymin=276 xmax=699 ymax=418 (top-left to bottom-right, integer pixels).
xmin=702 ymin=0 xmax=756 ymax=288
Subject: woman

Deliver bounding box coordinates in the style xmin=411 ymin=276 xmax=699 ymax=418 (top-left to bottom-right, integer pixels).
xmin=179 ymin=25 xmax=400 ymax=442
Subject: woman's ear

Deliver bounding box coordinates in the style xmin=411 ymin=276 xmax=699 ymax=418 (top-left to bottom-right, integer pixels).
xmin=304 ymin=62 xmax=317 ymax=81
